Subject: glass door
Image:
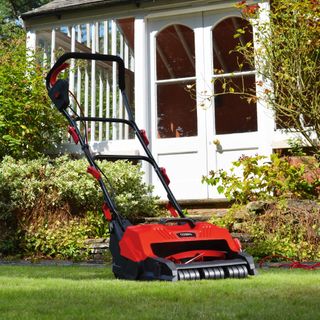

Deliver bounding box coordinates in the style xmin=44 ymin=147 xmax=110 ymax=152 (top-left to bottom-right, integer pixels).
xmin=203 ymin=10 xmax=262 ymax=198
xmin=149 ymin=14 xmax=208 ymax=199
xmin=148 ymin=8 xmax=270 ymax=200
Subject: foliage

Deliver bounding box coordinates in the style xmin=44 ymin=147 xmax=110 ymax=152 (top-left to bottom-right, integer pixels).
xmin=51 ymin=156 xmax=161 ymax=219
xmin=211 ymin=200 xmax=320 ymax=261
xmin=0 ymin=25 xmax=65 ymax=160
xmin=246 ymin=200 xmax=320 ymax=260
xmin=0 ymin=156 xmax=162 ymax=259
xmin=236 ymin=0 xmax=320 ymax=153
xmin=23 ymin=218 xmax=92 ymax=261
xmin=0 ymin=0 xmax=50 ymax=21
xmin=205 ymin=153 xmax=320 ymax=260
xmin=22 ymin=210 xmax=113 ymax=260
xmin=203 ymin=154 xmax=320 ymax=205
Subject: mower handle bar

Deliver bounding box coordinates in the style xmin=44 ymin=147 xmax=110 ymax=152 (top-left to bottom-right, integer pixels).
xmin=46 ymin=52 xmax=186 ymax=224
xmin=46 ymin=52 xmax=125 ymax=91
xmin=159 ymin=218 xmax=196 ymax=228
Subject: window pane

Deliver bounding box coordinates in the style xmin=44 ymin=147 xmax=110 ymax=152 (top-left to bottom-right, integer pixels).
xmin=214 ymin=75 xmax=257 ymax=134
xmin=212 ymin=17 xmax=253 ymax=73
xmin=156 ymin=24 xmax=195 ymax=80
xmin=157 ymin=82 xmax=197 ymax=138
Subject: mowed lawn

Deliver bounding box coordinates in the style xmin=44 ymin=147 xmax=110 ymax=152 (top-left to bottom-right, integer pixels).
xmin=0 ymin=264 xmax=319 ymax=320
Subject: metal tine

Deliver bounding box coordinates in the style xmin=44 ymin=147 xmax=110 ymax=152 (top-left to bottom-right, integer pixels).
xmin=178 ymin=270 xmax=184 ymax=280
xmin=183 ymin=270 xmax=191 ymax=280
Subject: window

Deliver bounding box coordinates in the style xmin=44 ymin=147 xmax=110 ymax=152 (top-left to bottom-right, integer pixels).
xmin=212 ymin=17 xmax=257 ymax=134
xmin=156 ymin=24 xmax=197 ymax=138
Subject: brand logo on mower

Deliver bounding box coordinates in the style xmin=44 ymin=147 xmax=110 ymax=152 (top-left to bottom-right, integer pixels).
xmin=177 ymin=232 xmax=196 ymax=238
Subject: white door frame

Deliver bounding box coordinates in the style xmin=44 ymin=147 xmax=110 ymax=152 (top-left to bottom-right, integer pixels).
xmin=147 ymin=5 xmax=274 ymax=200
xmin=148 ymin=13 xmax=209 ymax=200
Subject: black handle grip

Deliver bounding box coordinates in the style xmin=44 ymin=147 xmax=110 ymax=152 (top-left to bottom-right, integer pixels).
xmin=46 ymin=52 xmax=125 ymax=91
xmin=159 ymin=218 xmax=196 ymax=228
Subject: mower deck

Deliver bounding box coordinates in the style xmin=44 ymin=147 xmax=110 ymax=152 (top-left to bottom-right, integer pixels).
xmin=109 ymin=219 xmax=256 ymax=281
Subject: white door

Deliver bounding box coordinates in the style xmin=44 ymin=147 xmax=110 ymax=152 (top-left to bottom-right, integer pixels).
xmin=148 ymin=13 xmax=208 ymax=200
xmin=148 ymin=8 xmax=272 ymax=200
xmin=203 ymin=10 xmax=264 ymax=198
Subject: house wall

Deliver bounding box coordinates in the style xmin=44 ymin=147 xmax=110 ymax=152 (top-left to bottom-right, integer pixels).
xmin=23 ymin=0 xmax=295 ymax=200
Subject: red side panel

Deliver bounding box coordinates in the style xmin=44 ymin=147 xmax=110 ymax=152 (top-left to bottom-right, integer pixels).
xmin=119 ymin=221 xmax=241 ymax=263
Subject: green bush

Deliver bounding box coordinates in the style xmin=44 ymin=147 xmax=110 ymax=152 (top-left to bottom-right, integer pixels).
xmin=247 ymin=201 xmax=320 ymax=261
xmin=0 ymin=155 xmax=161 ymax=218
xmin=23 ymin=218 xmax=91 ymax=261
xmin=21 ymin=211 xmax=111 ymax=261
xmin=205 ymin=154 xmax=320 ymax=260
xmin=211 ymin=200 xmax=320 ymax=261
xmin=0 ymin=156 xmax=162 ymax=259
xmin=0 ymin=26 xmax=65 ymax=160
xmin=203 ymin=154 xmax=320 ymax=204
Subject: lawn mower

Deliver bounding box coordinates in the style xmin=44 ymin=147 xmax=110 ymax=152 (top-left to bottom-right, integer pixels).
xmin=46 ymin=52 xmax=256 ymax=281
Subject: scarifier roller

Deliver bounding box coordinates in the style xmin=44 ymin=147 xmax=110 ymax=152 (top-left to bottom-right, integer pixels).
xmin=46 ymin=53 xmax=256 ymax=281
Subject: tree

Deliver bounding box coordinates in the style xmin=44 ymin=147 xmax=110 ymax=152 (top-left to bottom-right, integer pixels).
xmin=0 ymin=33 xmax=65 ymax=160
xmin=235 ymin=0 xmax=320 ymax=154
xmin=0 ymin=0 xmax=50 ymax=21
xmin=0 ymin=8 xmax=65 ymax=159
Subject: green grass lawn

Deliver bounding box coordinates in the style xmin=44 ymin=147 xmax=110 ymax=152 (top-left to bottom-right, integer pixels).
xmin=0 ymin=265 xmax=319 ymax=320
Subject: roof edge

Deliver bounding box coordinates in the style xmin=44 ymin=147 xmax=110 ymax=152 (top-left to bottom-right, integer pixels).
xmin=21 ymin=0 xmax=144 ymax=20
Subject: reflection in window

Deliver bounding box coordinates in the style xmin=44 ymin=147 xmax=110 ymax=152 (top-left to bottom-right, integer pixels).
xmin=212 ymin=17 xmax=253 ymax=73
xmin=156 ymin=24 xmax=197 ymax=138
xmin=156 ymin=24 xmax=195 ymax=80
xmin=214 ymin=75 xmax=257 ymax=134
xmin=157 ymin=82 xmax=197 ymax=138
xmin=212 ymin=17 xmax=257 ymax=134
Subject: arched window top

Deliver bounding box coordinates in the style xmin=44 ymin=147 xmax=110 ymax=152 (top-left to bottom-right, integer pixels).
xmin=156 ymin=24 xmax=195 ymax=80
xmin=212 ymin=17 xmax=253 ymax=73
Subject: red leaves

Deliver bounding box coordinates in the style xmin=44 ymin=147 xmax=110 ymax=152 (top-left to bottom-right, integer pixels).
xmin=236 ymin=1 xmax=259 ymax=17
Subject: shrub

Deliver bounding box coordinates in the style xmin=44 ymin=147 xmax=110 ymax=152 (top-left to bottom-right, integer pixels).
xmin=203 ymin=154 xmax=320 ymax=204
xmin=0 ymin=26 xmax=65 ymax=160
xmin=205 ymin=154 xmax=320 ymax=260
xmin=0 ymin=156 xmax=162 ymax=259
xmin=23 ymin=218 xmax=92 ymax=261
xmin=211 ymin=200 xmax=320 ymax=261
xmin=235 ymin=0 xmax=320 ymax=153
xmin=0 ymin=155 xmax=161 ymax=218
xmin=247 ymin=200 xmax=320 ymax=261
xmin=21 ymin=211 xmax=111 ymax=261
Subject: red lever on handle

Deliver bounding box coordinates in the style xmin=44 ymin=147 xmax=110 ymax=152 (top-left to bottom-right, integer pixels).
xmin=102 ymin=203 xmax=112 ymax=221
xmin=50 ymin=63 xmax=70 ymax=86
xmin=87 ymin=166 xmax=101 ymax=180
xmin=165 ymin=203 xmax=179 ymax=218
xmin=68 ymin=126 xmax=79 ymax=144
xmin=160 ymin=167 xmax=170 ymax=185
xmin=140 ymin=129 xmax=150 ymax=147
